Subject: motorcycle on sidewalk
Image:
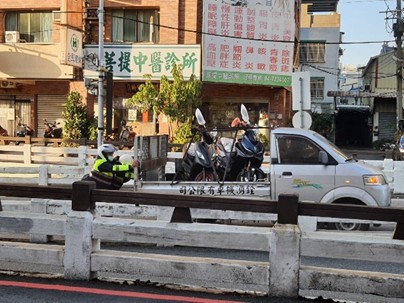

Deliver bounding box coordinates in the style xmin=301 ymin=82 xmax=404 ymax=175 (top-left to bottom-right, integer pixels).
xmin=44 ymin=120 xmax=63 ymax=139
xmin=0 ymin=125 xmax=9 ymax=145
xmin=44 ymin=120 xmax=63 ymax=146
xmin=119 ymin=120 xmax=136 ymax=149
xmin=15 ymin=123 xmax=34 ymax=145
xmin=214 ymin=104 xmax=265 ymax=182
xmin=174 ymin=109 xmax=217 ymax=182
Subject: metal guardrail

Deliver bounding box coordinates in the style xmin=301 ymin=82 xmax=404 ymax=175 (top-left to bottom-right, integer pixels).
xmin=0 ymin=182 xmax=403 ymax=240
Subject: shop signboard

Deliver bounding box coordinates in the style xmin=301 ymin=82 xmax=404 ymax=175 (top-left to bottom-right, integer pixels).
xmin=84 ymin=45 xmax=201 ymax=80
xmin=61 ymin=28 xmax=83 ymax=68
xmin=202 ymin=0 xmax=294 ymax=86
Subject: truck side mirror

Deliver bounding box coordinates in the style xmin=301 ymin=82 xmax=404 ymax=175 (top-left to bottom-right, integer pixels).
xmin=319 ymin=151 xmax=328 ymax=164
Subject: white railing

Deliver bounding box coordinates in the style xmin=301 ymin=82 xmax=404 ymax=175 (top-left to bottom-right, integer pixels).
xmin=0 ymin=209 xmax=403 ymax=300
xmin=1 ymin=146 xmax=404 ymax=193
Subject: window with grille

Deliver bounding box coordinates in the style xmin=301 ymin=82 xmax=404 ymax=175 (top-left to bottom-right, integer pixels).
xmin=299 ymin=42 xmax=325 ymax=63
xmin=6 ymin=11 xmax=52 ymax=43
xmin=112 ymin=10 xmax=160 ymax=43
xmin=310 ymin=78 xmax=324 ymax=100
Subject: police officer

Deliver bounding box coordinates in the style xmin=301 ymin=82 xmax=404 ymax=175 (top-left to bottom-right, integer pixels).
xmin=84 ymin=144 xmax=138 ymax=190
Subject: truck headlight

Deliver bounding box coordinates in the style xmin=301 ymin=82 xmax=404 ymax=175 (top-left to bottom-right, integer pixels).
xmin=363 ymin=175 xmax=386 ymax=186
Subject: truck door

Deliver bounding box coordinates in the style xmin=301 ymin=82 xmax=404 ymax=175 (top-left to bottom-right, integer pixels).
xmin=272 ymin=134 xmax=336 ymax=203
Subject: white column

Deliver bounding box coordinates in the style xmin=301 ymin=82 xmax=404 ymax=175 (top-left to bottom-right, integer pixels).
xmin=30 ymin=198 xmax=49 ymax=243
xmin=268 ymin=224 xmax=301 ymax=297
xmin=64 ymin=210 xmax=99 ymax=280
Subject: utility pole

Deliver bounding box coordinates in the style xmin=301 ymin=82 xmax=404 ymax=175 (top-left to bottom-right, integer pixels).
xmin=395 ymin=0 xmax=403 ymax=132
xmin=97 ymin=0 xmax=105 ymax=147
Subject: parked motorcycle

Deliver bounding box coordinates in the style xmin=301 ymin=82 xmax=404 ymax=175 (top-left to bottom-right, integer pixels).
xmin=16 ymin=123 xmax=34 ymax=137
xmin=174 ymin=109 xmax=217 ymax=182
xmin=214 ymin=104 xmax=265 ymax=182
xmin=0 ymin=125 xmax=9 ymax=137
xmin=119 ymin=120 xmax=136 ymax=142
xmin=0 ymin=125 xmax=9 ymax=145
xmin=15 ymin=122 xmax=34 ymax=145
xmin=44 ymin=120 xmax=63 ymax=139
xmin=379 ymin=141 xmax=395 ymax=152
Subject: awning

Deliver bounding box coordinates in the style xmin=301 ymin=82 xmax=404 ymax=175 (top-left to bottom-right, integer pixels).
xmin=327 ymin=91 xmax=396 ymax=98
xmin=301 ymin=0 xmax=338 ymax=12
xmin=336 ymin=105 xmax=371 ymax=113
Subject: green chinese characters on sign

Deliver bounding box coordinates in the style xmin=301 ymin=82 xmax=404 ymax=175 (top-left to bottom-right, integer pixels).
xmin=102 ymin=49 xmax=199 ymax=76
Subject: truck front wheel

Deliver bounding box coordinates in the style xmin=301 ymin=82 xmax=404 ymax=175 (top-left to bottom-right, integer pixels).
xmin=333 ymin=222 xmax=369 ymax=231
xmin=330 ymin=199 xmax=370 ymax=231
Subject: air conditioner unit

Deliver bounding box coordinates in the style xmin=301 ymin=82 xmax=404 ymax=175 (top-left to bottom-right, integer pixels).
xmin=0 ymin=81 xmax=16 ymax=88
xmin=5 ymin=31 xmax=19 ymax=43
xmin=52 ymin=11 xmax=61 ymax=23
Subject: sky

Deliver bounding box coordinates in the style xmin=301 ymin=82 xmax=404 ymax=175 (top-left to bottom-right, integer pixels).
xmin=338 ymin=0 xmax=396 ymax=67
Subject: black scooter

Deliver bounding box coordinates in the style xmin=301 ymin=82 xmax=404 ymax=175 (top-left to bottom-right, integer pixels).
xmin=215 ymin=104 xmax=265 ymax=182
xmin=174 ymin=109 xmax=217 ymax=182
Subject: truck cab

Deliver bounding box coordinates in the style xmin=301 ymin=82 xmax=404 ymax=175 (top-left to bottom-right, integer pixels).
xmin=270 ymin=128 xmax=391 ymax=210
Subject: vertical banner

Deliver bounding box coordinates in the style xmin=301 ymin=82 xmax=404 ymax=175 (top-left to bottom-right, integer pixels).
xmin=202 ymin=0 xmax=295 ymax=86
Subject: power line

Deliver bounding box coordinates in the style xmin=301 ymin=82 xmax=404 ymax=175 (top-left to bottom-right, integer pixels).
xmin=24 ymin=10 xmax=396 ymax=46
xmin=303 ymin=63 xmax=397 ymax=80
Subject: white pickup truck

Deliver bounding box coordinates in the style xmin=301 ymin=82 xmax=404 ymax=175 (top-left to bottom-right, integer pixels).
xmin=138 ymin=127 xmax=391 ymax=230
xmin=268 ymin=127 xmax=390 ymax=208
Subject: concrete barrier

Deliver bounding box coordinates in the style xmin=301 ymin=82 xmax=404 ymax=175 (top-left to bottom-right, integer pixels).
xmin=0 ymin=209 xmax=403 ymax=300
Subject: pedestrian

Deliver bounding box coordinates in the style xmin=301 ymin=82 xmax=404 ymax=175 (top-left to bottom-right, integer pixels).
xmin=82 ymin=144 xmax=138 ymax=190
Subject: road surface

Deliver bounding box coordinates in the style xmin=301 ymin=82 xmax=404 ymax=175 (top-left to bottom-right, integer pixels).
xmin=0 ymin=274 xmax=314 ymax=303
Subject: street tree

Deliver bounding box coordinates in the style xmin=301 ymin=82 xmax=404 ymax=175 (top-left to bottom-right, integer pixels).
xmin=127 ymin=64 xmax=202 ymax=144
xmin=62 ymin=91 xmax=97 ymax=146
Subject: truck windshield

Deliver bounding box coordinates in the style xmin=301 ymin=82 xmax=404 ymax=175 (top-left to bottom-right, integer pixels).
xmin=313 ymin=132 xmax=350 ymax=161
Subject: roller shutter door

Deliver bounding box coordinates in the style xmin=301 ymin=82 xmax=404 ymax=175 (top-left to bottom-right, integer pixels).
xmin=378 ymin=112 xmax=396 ymax=141
xmin=37 ymin=95 xmax=66 ymax=137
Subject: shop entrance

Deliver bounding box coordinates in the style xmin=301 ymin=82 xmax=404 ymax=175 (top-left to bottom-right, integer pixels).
xmin=335 ymin=109 xmax=371 ymax=148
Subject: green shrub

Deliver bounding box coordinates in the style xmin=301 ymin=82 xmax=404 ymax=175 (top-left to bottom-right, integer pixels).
xmin=172 ymin=121 xmax=200 ymax=151
xmin=62 ymin=91 xmax=94 ymax=146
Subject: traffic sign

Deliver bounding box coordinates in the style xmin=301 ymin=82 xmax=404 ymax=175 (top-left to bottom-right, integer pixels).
xmin=292 ymin=111 xmax=312 ymax=129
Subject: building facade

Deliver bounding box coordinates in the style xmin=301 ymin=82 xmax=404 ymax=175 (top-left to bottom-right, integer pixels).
xmin=361 ymin=49 xmax=398 ymax=143
xmin=0 ymin=0 xmax=320 ymax=140
xmin=328 ymin=46 xmax=398 ymax=147
xmin=299 ymin=3 xmax=341 ymax=115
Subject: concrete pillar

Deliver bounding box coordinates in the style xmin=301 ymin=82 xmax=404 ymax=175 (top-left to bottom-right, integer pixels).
xmin=38 ymin=165 xmax=49 ymax=186
xmin=394 ymin=166 xmax=404 ymax=194
xmin=78 ymin=145 xmax=88 ymax=166
xmin=64 ymin=210 xmax=99 ymax=280
xmin=23 ymin=143 xmax=31 ymax=164
xmin=30 ymin=198 xmax=49 ymax=243
xmin=268 ymin=224 xmax=301 ymax=298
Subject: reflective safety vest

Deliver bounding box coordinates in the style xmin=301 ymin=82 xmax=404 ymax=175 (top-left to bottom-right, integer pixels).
xmin=89 ymin=158 xmax=134 ymax=190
